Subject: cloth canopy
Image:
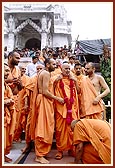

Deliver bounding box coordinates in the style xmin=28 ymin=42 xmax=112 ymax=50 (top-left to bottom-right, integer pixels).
xmin=75 ymin=38 xmax=111 ymax=55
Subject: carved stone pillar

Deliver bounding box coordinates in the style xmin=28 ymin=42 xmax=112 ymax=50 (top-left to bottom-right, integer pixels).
xmin=15 ymin=34 xmax=19 ymax=48
xmin=47 ymin=34 xmax=52 ymax=47
xmin=41 ymin=32 xmax=47 ymax=50
xmin=7 ymin=33 xmax=15 ymax=52
xmin=4 ymin=19 xmax=8 ymax=34
xmin=41 ymin=15 xmax=48 ymax=49
xmin=7 ymin=15 xmax=15 ymax=52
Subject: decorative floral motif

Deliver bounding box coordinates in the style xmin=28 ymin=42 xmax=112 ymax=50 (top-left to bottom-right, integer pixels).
xmin=59 ymin=79 xmax=75 ymax=124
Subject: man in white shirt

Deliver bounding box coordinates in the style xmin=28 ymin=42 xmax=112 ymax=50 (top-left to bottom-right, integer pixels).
xmin=69 ymin=55 xmax=75 ymax=71
xmin=25 ymin=56 xmax=38 ymax=77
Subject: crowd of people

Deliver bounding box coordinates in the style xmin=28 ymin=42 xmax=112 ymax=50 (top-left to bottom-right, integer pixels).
xmin=4 ymin=45 xmax=73 ymax=59
xmin=4 ymin=45 xmax=111 ymax=164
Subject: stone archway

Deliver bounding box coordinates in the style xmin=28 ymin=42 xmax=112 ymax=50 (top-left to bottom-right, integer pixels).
xmin=25 ymin=38 xmax=41 ymax=50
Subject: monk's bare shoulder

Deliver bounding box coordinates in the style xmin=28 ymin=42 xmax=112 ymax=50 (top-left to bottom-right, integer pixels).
xmin=96 ymin=74 xmax=105 ymax=81
xmin=39 ymin=70 xmax=49 ymax=76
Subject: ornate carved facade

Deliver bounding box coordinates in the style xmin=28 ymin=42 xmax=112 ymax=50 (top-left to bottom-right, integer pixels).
xmin=3 ymin=3 xmax=72 ymax=52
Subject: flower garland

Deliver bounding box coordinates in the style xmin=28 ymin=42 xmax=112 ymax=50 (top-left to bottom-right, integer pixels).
xmin=59 ymin=78 xmax=75 ymax=124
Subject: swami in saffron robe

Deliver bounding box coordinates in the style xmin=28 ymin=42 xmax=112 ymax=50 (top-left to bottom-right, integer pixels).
xmin=13 ymin=74 xmax=31 ymax=141
xmin=30 ymin=73 xmax=55 ymax=156
xmin=7 ymin=66 xmax=21 ymax=140
xmin=54 ymin=77 xmax=80 ymax=151
xmin=76 ymin=75 xmax=104 ymax=119
xmin=23 ymin=75 xmax=36 ymax=144
xmin=4 ymin=83 xmax=16 ymax=155
xmin=73 ymin=119 xmax=111 ymax=164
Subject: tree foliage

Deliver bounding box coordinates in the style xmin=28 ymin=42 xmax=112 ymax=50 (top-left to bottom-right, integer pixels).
xmin=100 ymin=57 xmax=111 ymax=102
xmin=99 ymin=45 xmax=111 ymax=121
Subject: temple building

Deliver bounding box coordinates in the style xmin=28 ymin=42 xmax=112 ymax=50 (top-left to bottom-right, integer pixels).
xmin=3 ymin=3 xmax=72 ymax=52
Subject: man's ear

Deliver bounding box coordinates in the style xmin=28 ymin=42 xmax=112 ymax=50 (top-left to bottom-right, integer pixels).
xmin=93 ymin=67 xmax=96 ymax=71
xmin=46 ymin=62 xmax=50 ymax=68
xmin=8 ymin=55 xmax=12 ymax=60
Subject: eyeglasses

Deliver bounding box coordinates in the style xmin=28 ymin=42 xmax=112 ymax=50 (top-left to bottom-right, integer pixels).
xmin=37 ymin=68 xmax=43 ymax=70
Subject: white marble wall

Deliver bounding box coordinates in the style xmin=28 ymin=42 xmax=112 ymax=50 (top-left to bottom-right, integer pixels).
xmin=53 ymin=34 xmax=68 ymax=48
xmin=4 ymin=4 xmax=72 ymax=52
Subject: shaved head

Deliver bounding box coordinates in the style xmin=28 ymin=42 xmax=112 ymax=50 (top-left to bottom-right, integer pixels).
xmin=85 ymin=62 xmax=95 ymax=76
xmin=61 ymin=63 xmax=70 ymax=76
xmin=36 ymin=64 xmax=45 ymax=73
xmin=86 ymin=62 xmax=95 ymax=69
xmin=61 ymin=63 xmax=70 ymax=69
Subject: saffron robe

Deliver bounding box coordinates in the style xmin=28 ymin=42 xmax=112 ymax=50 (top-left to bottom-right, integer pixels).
xmin=25 ymin=75 xmax=36 ymax=143
xmin=31 ymin=72 xmax=55 ymax=156
xmin=76 ymin=75 xmax=104 ymax=119
xmin=13 ymin=74 xmax=31 ymax=141
xmin=4 ymin=83 xmax=16 ymax=155
xmin=73 ymin=119 xmax=111 ymax=164
xmin=7 ymin=66 xmax=21 ymax=139
xmin=8 ymin=66 xmax=21 ymax=95
xmin=54 ymin=76 xmax=80 ymax=151
xmin=51 ymin=67 xmax=62 ymax=78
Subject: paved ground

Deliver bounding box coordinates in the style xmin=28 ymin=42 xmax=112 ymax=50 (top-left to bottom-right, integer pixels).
xmin=3 ymin=140 xmax=76 ymax=166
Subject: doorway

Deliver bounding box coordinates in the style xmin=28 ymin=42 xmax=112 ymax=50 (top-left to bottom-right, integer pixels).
xmin=25 ymin=38 xmax=41 ymax=50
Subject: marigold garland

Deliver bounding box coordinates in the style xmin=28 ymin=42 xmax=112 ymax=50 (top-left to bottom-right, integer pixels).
xmin=59 ymin=78 xmax=75 ymax=124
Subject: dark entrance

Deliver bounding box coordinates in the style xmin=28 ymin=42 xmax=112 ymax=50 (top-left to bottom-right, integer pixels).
xmin=25 ymin=38 xmax=41 ymax=50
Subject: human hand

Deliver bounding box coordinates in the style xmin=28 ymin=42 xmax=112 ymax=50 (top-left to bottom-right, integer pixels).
xmin=5 ymin=78 xmax=13 ymax=83
xmin=56 ymin=97 xmax=64 ymax=104
xmin=13 ymin=77 xmax=19 ymax=84
xmin=55 ymin=74 xmax=63 ymax=82
xmin=69 ymin=74 xmax=75 ymax=81
xmin=4 ymin=98 xmax=14 ymax=106
xmin=13 ymin=77 xmax=22 ymax=85
xmin=93 ymin=95 xmax=101 ymax=105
